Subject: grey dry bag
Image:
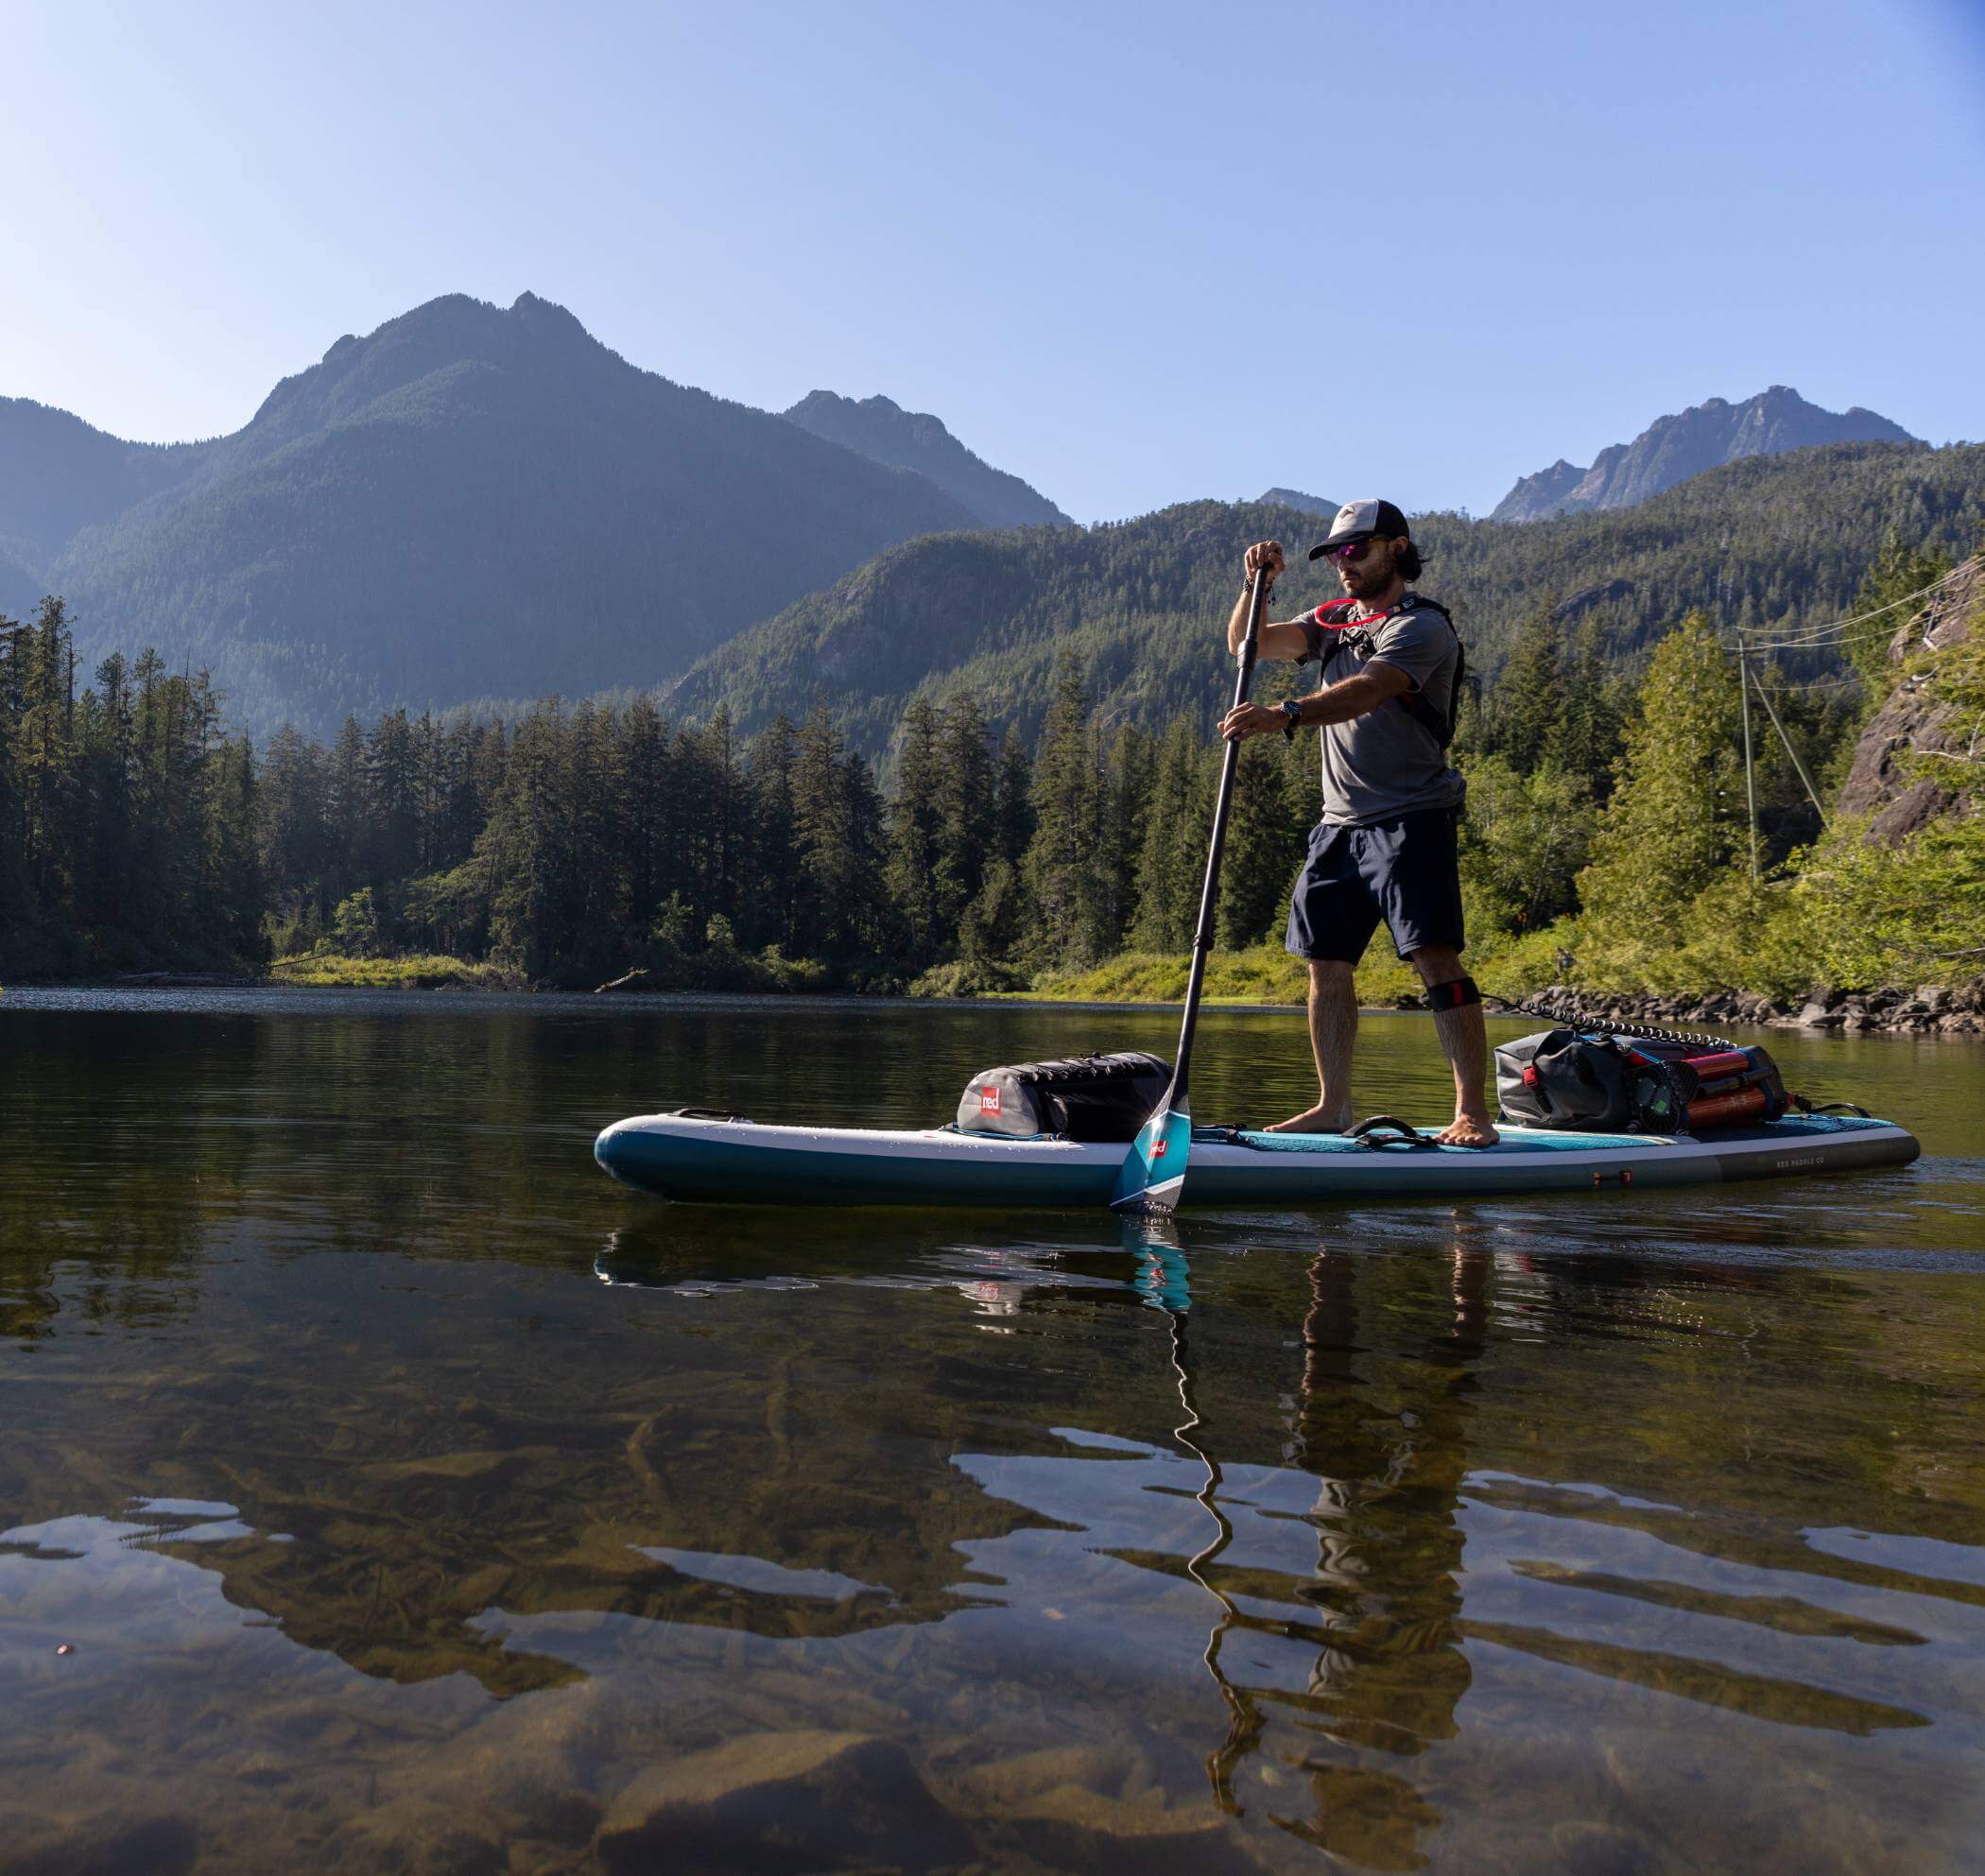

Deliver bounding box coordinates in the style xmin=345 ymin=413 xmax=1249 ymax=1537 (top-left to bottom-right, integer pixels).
xmin=1495 ymin=1028 xmax=1641 ymax=1130
xmin=958 ymin=1052 xmax=1171 ymax=1142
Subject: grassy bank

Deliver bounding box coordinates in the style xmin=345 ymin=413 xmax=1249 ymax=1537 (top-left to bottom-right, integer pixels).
xmin=1022 ymin=925 xmax=1569 ymax=1008
xmin=269 ymin=953 xmax=527 ymax=990
xmin=1023 ymin=947 xmax=1383 ymax=1006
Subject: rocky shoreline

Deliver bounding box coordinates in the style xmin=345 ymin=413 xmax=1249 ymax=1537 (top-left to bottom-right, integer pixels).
xmin=1505 ymin=982 xmax=1985 ymax=1037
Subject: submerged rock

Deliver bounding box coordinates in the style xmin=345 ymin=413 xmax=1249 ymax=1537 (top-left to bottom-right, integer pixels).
xmin=596 ymin=1729 xmax=972 ymax=1873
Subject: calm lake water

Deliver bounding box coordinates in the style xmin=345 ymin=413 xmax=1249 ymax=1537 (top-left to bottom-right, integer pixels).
xmin=3 ymin=988 xmax=1982 ymax=1875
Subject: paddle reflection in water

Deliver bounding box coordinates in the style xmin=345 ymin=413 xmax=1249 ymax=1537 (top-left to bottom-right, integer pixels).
xmin=1133 ymin=1223 xmax=1487 ymax=1862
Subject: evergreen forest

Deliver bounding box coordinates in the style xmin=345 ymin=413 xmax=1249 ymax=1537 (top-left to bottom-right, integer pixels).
xmin=4 ymin=529 xmax=1978 ymax=1007
xmin=667 ymin=439 xmax=1985 ymax=758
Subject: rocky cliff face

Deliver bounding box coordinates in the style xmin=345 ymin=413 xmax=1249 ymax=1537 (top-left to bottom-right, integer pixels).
xmin=1491 ymin=459 xmax=1584 ymax=524
xmin=1493 ymin=387 xmax=1919 ymax=523
xmin=1837 ymin=556 xmax=1981 ymax=842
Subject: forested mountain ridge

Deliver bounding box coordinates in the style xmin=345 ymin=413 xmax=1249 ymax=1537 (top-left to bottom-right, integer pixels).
xmin=12 ymin=294 xmax=981 ymax=737
xmin=0 ymin=397 xmax=204 ymax=567
xmin=783 ymin=390 xmax=1072 ymax=527
xmin=666 ymin=439 xmax=1985 ymax=758
xmin=1493 ymin=386 xmax=1919 ymax=522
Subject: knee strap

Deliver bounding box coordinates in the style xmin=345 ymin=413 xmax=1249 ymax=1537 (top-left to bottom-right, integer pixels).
xmin=1425 ymin=975 xmax=1481 ymax=1012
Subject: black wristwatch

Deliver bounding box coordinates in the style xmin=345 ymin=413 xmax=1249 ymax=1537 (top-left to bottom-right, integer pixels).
xmin=1281 ymin=698 xmax=1303 ymax=741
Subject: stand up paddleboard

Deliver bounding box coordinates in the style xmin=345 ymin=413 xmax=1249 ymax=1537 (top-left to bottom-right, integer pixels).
xmin=594 ymin=1110 xmax=1918 ymax=1210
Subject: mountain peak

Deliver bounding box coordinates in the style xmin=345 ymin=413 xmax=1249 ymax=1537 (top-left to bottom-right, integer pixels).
xmin=1257 ymin=487 xmax=1339 ymax=518
xmin=783 ymin=389 xmax=1072 ymax=529
xmin=22 ymin=290 xmax=985 ymax=736
xmin=1492 ymin=388 xmax=1921 ymax=523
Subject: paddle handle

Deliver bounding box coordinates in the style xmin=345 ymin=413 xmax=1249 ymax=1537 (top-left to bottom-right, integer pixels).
xmin=1167 ymin=566 xmax=1269 ymax=1108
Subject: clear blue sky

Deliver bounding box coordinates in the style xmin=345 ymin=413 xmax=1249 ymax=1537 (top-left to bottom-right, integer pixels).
xmin=5 ymin=0 xmax=1981 ymax=524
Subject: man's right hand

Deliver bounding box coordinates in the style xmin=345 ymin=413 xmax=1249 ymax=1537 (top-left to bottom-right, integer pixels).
xmin=1244 ymin=541 xmax=1285 ymax=587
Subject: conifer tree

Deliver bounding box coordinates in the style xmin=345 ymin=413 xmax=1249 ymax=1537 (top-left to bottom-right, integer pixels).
xmin=1096 ymin=724 xmax=1153 ymax=955
xmin=1485 ymin=600 xmax=1563 ymax=774
xmin=0 ymin=613 xmax=33 ymax=943
xmin=615 ymin=697 xmax=672 ymax=938
xmin=76 ymin=653 xmax=135 ymax=934
xmin=793 ymin=707 xmax=870 ymax=955
xmin=887 ymin=697 xmax=946 ymax=968
xmin=697 ymin=706 xmax=742 ymax=926
xmin=257 ymin=723 xmax=330 ymax=936
xmin=566 ymin=701 xmax=624 ymax=950
xmin=840 ymin=748 xmax=890 ymax=957
xmin=1577 ymin=612 xmax=1744 ymax=956
xmin=1023 ymin=656 xmax=1103 ymax=964
xmin=933 ymin=694 xmax=996 ymax=926
xmin=206 ymin=736 xmax=268 ymax=966
xmin=745 ymin=713 xmax=801 ymax=952
xmin=1217 ymin=734 xmax=1303 ymax=948
xmin=324 ymin=716 xmax=369 ymax=910
xmin=993 ymin=726 xmax=1034 ymax=866
xmin=1132 ymin=719 xmax=1211 ymax=952
xmin=1556 ymin=625 xmax=1627 ymax=798
xmin=480 ymin=698 xmax=579 ymax=977
xmin=366 ymin=708 xmax=421 ymax=914
xmin=18 ymin=598 xmax=79 ymax=913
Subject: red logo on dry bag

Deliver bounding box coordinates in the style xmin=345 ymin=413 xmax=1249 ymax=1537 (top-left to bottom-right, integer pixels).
xmin=980 ymin=1086 xmax=1001 ymax=1114
xmin=1152 ymin=1138 xmax=1167 ymax=1157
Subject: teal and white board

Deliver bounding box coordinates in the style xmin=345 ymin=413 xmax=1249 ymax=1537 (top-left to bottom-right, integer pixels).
xmin=593 ymin=1110 xmax=1919 ymax=1210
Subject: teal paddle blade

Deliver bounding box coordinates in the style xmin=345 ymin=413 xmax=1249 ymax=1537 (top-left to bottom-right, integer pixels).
xmin=1112 ymin=1102 xmax=1194 ymax=1213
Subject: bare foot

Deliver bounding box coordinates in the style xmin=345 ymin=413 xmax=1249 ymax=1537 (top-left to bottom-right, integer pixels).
xmin=1438 ymin=1113 xmax=1499 ymax=1148
xmin=1265 ymin=1105 xmax=1354 ymax=1134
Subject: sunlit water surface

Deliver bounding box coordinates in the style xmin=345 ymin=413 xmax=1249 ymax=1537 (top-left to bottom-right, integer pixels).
xmin=2 ymin=989 xmax=1982 ymax=1874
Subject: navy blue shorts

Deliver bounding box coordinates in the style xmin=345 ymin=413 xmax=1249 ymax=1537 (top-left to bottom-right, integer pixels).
xmin=1284 ymin=807 xmax=1465 ymax=963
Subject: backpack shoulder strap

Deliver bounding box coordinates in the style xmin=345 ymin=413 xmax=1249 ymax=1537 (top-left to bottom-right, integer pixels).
xmin=1389 ymin=594 xmax=1465 ymax=749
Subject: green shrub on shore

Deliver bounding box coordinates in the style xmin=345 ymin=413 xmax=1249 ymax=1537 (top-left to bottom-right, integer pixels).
xmin=1791 ymin=812 xmax=1985 ymax=990
xmin=269 ymin=953 xmax=526 ymax=990
xmin=906 ymin=958 xmax=1030 ymax=999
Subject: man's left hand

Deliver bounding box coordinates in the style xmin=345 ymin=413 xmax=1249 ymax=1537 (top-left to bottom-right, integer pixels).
xmin=1219 ymin=702 xmax=1281 ymax=742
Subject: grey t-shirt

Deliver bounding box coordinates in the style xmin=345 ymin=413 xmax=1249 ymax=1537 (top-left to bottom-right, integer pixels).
xmin=1294 ymin=594 xmax=1465 ymax=827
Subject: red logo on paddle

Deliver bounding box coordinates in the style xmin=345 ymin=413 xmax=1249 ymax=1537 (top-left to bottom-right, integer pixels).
xmin=980 ymin=1087 xmax=1000 ymax=1114
xmin=1152 ymin=1138 xmax=1167 ymax=1157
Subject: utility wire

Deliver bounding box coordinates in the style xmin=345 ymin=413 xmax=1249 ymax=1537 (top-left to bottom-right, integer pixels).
xmin=1734 ymin=556 xmax=1976 ymax=652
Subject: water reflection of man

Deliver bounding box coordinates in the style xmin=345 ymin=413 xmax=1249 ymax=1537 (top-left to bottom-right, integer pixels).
xmin=1196 ymin=1237 xmax=1488 ymax=1867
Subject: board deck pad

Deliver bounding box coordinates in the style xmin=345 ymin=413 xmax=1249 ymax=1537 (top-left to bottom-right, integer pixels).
xmin=594 ymin=1110 xmax=1919 ymax=1210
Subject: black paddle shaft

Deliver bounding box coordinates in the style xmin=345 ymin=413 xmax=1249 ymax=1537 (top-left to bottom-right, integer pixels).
xmin=1165 ymin=566 xmax=1269 ymax=1110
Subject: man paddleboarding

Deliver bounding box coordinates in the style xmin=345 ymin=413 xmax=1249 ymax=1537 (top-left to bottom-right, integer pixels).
xmin=1219 ymin=499 xmax=1496 ymax=1146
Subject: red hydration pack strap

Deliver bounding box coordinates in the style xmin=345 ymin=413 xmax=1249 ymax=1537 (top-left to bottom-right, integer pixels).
xmin=1308 ymin=594 xmax=1464 ymax=749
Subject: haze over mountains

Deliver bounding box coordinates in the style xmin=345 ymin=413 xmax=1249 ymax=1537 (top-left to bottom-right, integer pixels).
xmin=1 ymin=293 xmax=1005 ymax=733
xmin=783 ymin=390 xmax=1071 ymax=529
xmin=1493 ymin=387 xmax=1919 ymax=523
xmin=669 ymin=441 xmax=1985 ymax=758
xmin=1 ymin=295 xmax=1964 ymax=746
